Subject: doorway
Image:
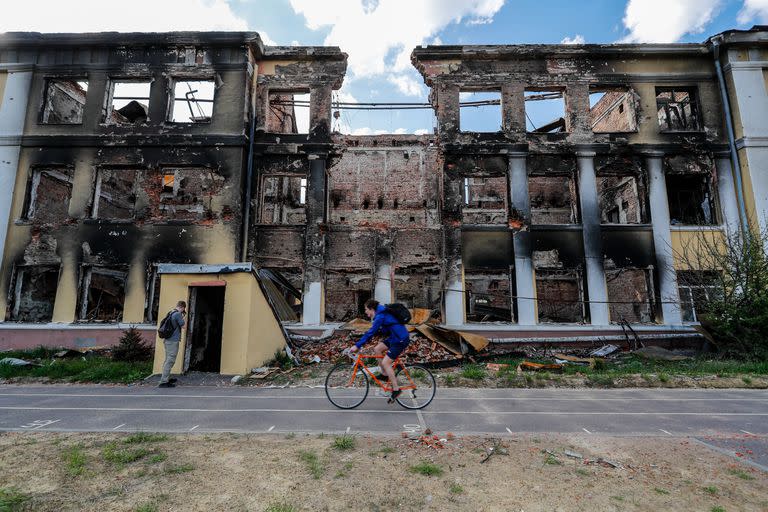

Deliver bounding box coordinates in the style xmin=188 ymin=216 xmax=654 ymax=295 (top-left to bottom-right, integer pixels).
xmin=183 ymin=285 xmax=225 ymax=373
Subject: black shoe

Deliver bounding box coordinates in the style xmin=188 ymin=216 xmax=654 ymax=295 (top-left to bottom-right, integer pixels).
xmin=168 ymin=378 xmax=178 ymax=384
xmin=387 ymin=390 xmax=402 ymax=404
xmin=158 ymin=382 xmax=176 ymax=388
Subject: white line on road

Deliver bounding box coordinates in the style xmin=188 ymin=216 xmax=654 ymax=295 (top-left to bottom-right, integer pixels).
xmin=112 ymin=424 xmax=125 ymax=431
xmin=582 ymin=428 xmax=592 ymax=434
xmin=189 ymin=425 xmax=199 ymax=431
xmin=741 ymin=430 xmax=755 ymax=435
xmin=659 ymin=429 xmax=672 ymax=435
xmin=267 ymin=425 xmax=275 ymax=432
xmin=25 ymin=419 xmax=61 ymax=430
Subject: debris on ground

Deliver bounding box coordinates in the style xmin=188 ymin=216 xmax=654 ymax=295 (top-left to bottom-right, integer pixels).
xmin=53 ymin=349 xmax=83 ymax=358
xmin=553 ymin=353 xmax=594 ymax=366
xmin=564 ymin=450 xmax=583 ymax=459
xmin=481 ymin=439 xmax=510 ymax=463
xmin=486 ymin=363 xmax=510 ymax=372
xmin=634 ymin=346 xmax=692 ymax=361
xmin=248 ymin=367 xmax=281 ymax=379
xmin=0 ymin=357 xmax=39 ymax=366
xmin=518 ymin=361 xmax=564 ymax=373
xmin=589 ymin=344 xmax=620 ymax=357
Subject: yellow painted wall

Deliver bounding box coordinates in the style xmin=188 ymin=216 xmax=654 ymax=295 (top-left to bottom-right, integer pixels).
xmin=152 ymin=271 xmax=286 ymax=376
xmin=0 ymin=72 xmax=6 ymax=110
xmin=671 ymin=229 xmax=727 ymax=270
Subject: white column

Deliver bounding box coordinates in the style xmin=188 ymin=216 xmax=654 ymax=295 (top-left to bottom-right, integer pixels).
xmin=715 ymin=155 xmax=741 ymax=240
xmin=443 ymin=271 xmax=465 ymax=326
xmin=577 ymin=151 xmax=610 ymax=325
xmin=374 ymin=263 xmax=392 ymax=304
xmin=646 ymin=154 xmax=682 ymax=325
xmin=0 ymin=67 xmax=33 ymax=268
xmin=509 ymin=152 xmax=536 ymax=325
xmin=301 ymin=281 xmax=324 ymax=325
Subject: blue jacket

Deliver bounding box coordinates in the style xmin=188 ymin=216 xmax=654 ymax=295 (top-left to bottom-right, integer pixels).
xmin=355 ymin=304 xmax=410 ymax=349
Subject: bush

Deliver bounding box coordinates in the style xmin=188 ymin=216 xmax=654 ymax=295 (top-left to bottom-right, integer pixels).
xmin=111 ymin=327 xmax=152 ymax=362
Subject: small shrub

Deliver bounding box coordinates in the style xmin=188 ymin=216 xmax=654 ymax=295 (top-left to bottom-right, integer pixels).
xmin=149 ymin=453 xmax=167 ymax=464
xmin=410 ymin=461 xmax=443 ymax=476
xmin=654 ymin=487 xmax=670 ymax=495
xmin=727 ymin=468 xmax=755 ymax=480
xmin=658 ymin=373 xmax=670 ymax=383
xmin=742 ymin=377 xmax=753 ymax=385
xmin=298 ymin=450 xmax=324 ymax=479
xmin=135 ymin=504 xmax=158 ymax=512
xmin=543 ymin=453 xmax=561 ymax=465
xmin=711 ymin=507 xmax=725 ymax=512
xmin=332 ymin=435 xmax=356 ymax=451
xmin=461 ymin=364 xmax=486 ymax=381
xmin=165 ymin=463 xmax=194 ymax=474
xmin=0 ymin=487 xmax=30 ymax=511
xmin=444 ymin=374 xmax=456 ymax=387
xmin=124 ymin=433 xmax=168 ymax=444
xmin=111 ymin=327 xmax=152 ymax=362
xmin=449 ymin=483 xmax=464 ymax=494
xmin=592 ymin=358 xmax=607 ymax=371
xmin=268 ymin=349 xmax=293 ymax=369
xmin=704 ymin=485 xmax=718 ymax=495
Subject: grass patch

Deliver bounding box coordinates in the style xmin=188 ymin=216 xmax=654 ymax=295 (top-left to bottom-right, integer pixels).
xmin=165 ymin=463 xmax=194 ymax=474
xmin=704 ymin=485 xmax=719 ymax=495
xmin=575 ymin=468 xmax=590 ymax=477
xmin=711 ymin=507 xmax=726 ymax=512
xmin=265 ymin=503 xmax=296 ymax=512
xmin=443 ymin=374 xmax=456 ymax=387
xmin=449 ymin=483 xmax=464 ymax=494
xmin=299 ymin=450 xmax=324 ymax=479
xmin=0 ymin=487 xmax=30 ymax=511
xmin=335 ymin=461 xmax=354 ymax=478
xmin=62 ymin=444 xmax=88 ymax=477
xmin=587 ymin=374 xmax=614 ymax=387
xmin=543 ymin=453 xmax=562 ymax=465
xmin=611 ymin=495 xmax=625 ymax=501
xmin=654 ymin=487 xmax=670 ymax=495
xmin=135 ymin=503 xmax=158 ymax=512
xmin=123 ymin=433 xmax=168 ymax=444
xmin=379 ymin=446 xmax=396 ymax=454
xmin=102 ymin=442 xmax=149 ymax=466
xmin=460 ymin=364 xmax=486 ymax=381
xmin=285 ymin=432 xmax=295 ymax=440
xmin=742 ymin=377 xmax=753 ymax=385
xmin=332 ymin=435 xmax=356 ymax=451
xmin=148 ymin=453 xmax=167 ymax=464
xmin=727 ymin=468 xmax=755 ymax=480
xmin=409 ymin=461 xmax=444 ymax=477
xmin=0 ymin=352 xmax=151 ymax=384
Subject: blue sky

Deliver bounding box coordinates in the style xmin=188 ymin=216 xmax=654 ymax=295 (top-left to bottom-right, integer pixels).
xmin=2 ymin=0 xmax=766 ymax=134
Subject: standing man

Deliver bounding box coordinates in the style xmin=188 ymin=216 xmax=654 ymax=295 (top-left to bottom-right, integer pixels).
xmin=159 ymin=300 xmax=186 ymax=388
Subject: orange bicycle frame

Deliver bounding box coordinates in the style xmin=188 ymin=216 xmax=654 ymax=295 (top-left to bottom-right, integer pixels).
xmin=348 ymin=353 xmax=417 ymax=392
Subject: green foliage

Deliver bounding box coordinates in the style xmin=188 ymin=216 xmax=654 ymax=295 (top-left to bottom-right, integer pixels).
xmin=727 ymin=468 xmax=755 ymax=480
xmin=332 ymin=435 xmax=356 ymax=451
xmin=409 ymin=461 xmax=443 ymax=476
xmin=165 ymin=463 xmax=194 ymax=474
xmin=112 ymin=327 xmax=153 ymax=362
xmin=298 ymin=450 xmax=324 ymax=479
xmin=0 ymin=355 xmax=151 ymax=383
xmin=102 ymin=442 xmax=149 ymax=465
xmin=135 ymin=503 xmax=158 ymax=512
xmin=704 ymin=485 xmax=718 ymax=495
xmin=460 ymin=364 xmax=486 ymax=381
xmin=123 ymin=433 xmax=168 ymax=444
xmin=449 ymin=483 xmax=464 ymax=494
xmin=0 ymin=487 xmax=30 ymax=512
xmin=63 ymin=444 xmax=87 ymax=477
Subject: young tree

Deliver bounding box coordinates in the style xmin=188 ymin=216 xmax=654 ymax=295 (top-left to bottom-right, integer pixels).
xmin=111 ymin=326 xmax=153 ymax=362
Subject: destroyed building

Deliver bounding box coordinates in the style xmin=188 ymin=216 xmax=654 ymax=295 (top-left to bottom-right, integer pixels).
xmin=0 ymin=27 xmax=766 ymax=352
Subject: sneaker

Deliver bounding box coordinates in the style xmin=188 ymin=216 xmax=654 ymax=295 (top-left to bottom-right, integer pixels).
xmin=168 ymin=378 xmax=178 ymax=384
xmin=158 ymin=382 xmax=176 ymax=388
xmin=387 ymin=389 xmax=402 ymax=404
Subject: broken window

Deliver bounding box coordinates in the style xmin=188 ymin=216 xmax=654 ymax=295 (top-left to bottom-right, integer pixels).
xmin=529 ymin=175 xmax=579 ymax=224
xmin=460 ymin=91 xmax=502 ymax=132
xmin=8 ymin=265 xmax=59 ymax=322
xmin=462 ymin=176 xmax=508 ymax=224
xmin=525 ymin=89 xmax=566 ymax=133
xmin=393 ymin=269 xmax=441 ymax=313
xmin=169 ymin=79 xmax=214 ymax=123
xmin=259 ymin=175 xmax=308 ymax=224
xmin=159 ymin=168 xmax=224 ymax=220
xmin=23 ymin=168 xmax=73 ymax=222
xmin=597 ymin=175 xmax=646 ymax=224
xmin=268 ymin=92 xmax=310 ymax=134
xmin=106 ymin=80 xmax=150 ymax=124
xmin=589 ymin=86 xmax=637 ymax=133
xmin=535 ymin=267 xmax=586 ymax=323
xmin=666 ymin=174 xmax=716 ymax=225
xmin=677 ymin=270 xmax=723 ymax=322
xmin=92 ymin=169 xmax=137 ymax=220
xmin=656 ymin=87 xmax=701 ymax=132
xmin=77 ymin=266 xmax=127 ymax=322
xmin=465 ymin=270 xmax=513 ymax=323
xmin=41 ymin=78 xmax=88 ymax=124
xmin=605 ymin=268 xmax=655 ymax=323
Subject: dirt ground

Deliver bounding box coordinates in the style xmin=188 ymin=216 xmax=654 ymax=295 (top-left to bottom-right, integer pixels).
xmin=1 ymin=431 xmax=766 ymax=512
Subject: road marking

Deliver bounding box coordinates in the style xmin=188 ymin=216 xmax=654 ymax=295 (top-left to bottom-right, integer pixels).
xmin=189 ymin=425 xmax=199 ymax=431
xmin=582 ymin=428 xmax=592 ymax=434
xmin=112 ymin=424 xmax=125 ymax=431
xmin=20 ymin=419 xmax=60 ymax=430
xmin=267 ymin=425 xmax=275 ymax=432
xmin=506 ymin=427 xmax=513 ymax=434
xmin=659 ymin=429 xmax=672 ymax=435
xmin=741 ymin=430 xmax=754 ymax=435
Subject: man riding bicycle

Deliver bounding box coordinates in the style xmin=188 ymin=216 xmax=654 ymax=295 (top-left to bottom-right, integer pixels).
xmin=349 ymin=299 xmax=410 ymax=402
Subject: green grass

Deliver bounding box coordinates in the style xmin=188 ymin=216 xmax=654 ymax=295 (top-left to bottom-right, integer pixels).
xmin=543 ymin=453 xmax=562 ymax=465
xmin=460 ymin=364 xmax=487 ymax=381
xmin=265 ymin=503 xmax=297 ymax=512
xmin=443 ymin=374 xmax=456 ymax=386
xmin=711 ymin=507 xmax=726 ymax=512
xmin=704 ymin=485 xmax=719 ymax=495
xmin=575 ymin=468 xmax=591 ymax=477
xmin=332 ymin=435 xmax=356 ymax=451
xmin=379 ymin=446 xmax=396 ymax=454
xmin=135 ymin=503 xmax=158 ymax=512
xmin=449 ymin=483 xmax=464 ymax=494
xmin=557 ymin=355 xmax=768 ymax=378
xmin=727 ymin=468 xmax=755 ymax=480
xmin=409 ymin=461 xmax=444 ymax=476
xmin=742 ymin=377 xmax=753 ymax=385
xmin=0 ymin=351 xmax=151 ymax=384
xmin=62 ymin=444 xmax=88 ymax=477
xmin=148 ymin=453 xmax=167 ymax=464
xmin=165 ymin=463 xmax=194 ymax=474
xmin=658 ymin=373 xmax=670 ymax=383
xmin=102 ymin=442 xmax=150 ymax=466
xmin=654 ymin=487 xmax=670 ymax=495
xmin=299 ymin=450 xmax=324 ymax=479
xmin=123 ymin=433 xmax=168 ymax=444
xmin=0 ymin=487 xmax=30 ymax=512
xmin=611 ymin=496 xmax=625 ymax=502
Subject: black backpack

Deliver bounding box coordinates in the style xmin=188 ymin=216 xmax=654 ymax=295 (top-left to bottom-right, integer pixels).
xmin=157 ymin=310 xmax=176 ymax=339
xmin=384 ymin=303 xmax=411 ymax=325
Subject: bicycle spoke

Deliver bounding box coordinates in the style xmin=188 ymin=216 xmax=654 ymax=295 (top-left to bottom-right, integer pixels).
xmin=325 ymin=363 xmax=369 ymax=409
xmin=394 ymin=364 xmax=436 ymax=409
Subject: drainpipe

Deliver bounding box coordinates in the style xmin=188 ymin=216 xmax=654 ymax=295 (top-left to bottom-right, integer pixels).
xmin=241 ymin=64 xmax=258 ymax=261
xmin=711 ymin=36 xmax=750 ymax=237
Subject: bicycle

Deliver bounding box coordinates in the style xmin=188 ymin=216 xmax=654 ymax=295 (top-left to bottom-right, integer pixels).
xmin=325 ymin=349 xmax=436 ymax=410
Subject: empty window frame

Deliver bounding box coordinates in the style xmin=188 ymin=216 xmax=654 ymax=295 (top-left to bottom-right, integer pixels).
xmin=605 ymin=267 xmax=655 ymax=323
xmin=666 ymin=174 xmax=717 ymax=225
xmin=8 ymin=265 xmax=59 ymax=322
xmin=597 ymin=175 xmax=646 ymax=224
xmin=259 ymin=175 xmax=308 ymax=224
xmin=459 ymin=91 xmax=502 ymax=133
xmin=92 ymin=169 xmax=138 ymax=220
xmin=464 ymin=270 xmax=514 ymax=323
xmin=41 ymin=78 xmax=88 ymax=124
xmin=106 ymin=80 xmax=150 ymax=124
xmin=144 ymin=264 xmax=161 ymax=323
xmin=589 ymin=86 xmax=637 ymax=133
xmin=23 ymin=168 xmax=74 ymax=222
xmin=325 ymin=274 xmax=373 ymax=322
xmin=529 ymin=175 xmax=579 ymax=224
xmin=268 ymin=92 xmax=310 ymax=134
xmin=393 ymin=270 xmax=441 ymax=313
xmin=525 ymin=89 xmax=566 ymax=133
xmin=656 ymin=87 xmax=701 ymax=132
xmin=169 ymin=79 xmax=214 ymax=123
xmin=677 ymin=270 xmax=723 ymax=322
xmin=535 ymin=268 xmax=586 ymax=323
xmin=77 ymin=266 xmax=127 ymax=322
xmin=462 ymin=176 xmax=508 ymax=224
xmin=159 ymin=168 xmax=224 ymax=219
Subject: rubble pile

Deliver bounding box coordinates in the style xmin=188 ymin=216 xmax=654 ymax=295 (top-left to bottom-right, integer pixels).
xmin=292 ymin=332 xmax=460 ymax=364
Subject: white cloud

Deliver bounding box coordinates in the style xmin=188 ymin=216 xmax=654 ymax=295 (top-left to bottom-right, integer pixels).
xmin=257 ymin=30 xmax=278 ymax=46
xmin=738 ymin=0 xmax=768 ymax=24
xmin=621 ymin=0 xmax=721 ymax=43
xmin=0 ymin=0 xmax=248 ymax=32
xmin=414 ymin=128 xmax=430 ymax=135
xmin=560 ymin=34 xmax=585 ymax=44
xmin=289 ymin=0 xmax=505 ymax=78
xmin=388 ymin=74 xmax=425 ymax=96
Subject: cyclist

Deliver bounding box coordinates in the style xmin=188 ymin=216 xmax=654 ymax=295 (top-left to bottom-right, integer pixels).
xmin=349 ymin=299 xmax=410 ymax=402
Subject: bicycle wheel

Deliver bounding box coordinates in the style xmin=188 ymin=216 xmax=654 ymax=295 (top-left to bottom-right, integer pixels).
xmin=394 ymin=364 xmax=436 ymax=409
xmin=325 ymin=363 xmax=369 ymax=409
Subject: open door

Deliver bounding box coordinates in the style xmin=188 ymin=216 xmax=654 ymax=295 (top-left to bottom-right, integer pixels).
xmin=183 ymin=284 xmax=225 ymax=373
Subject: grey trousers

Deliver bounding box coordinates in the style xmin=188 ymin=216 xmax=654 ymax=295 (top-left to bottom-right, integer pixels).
xmin=160 ymin=340 xmax=180 ymax=384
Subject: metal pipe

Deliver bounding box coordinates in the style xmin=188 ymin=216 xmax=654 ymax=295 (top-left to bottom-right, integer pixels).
xmin=240 ymin=64 xmax=258 ymax=261
xmin=711 ymin=36 xmax=750 ymax=237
